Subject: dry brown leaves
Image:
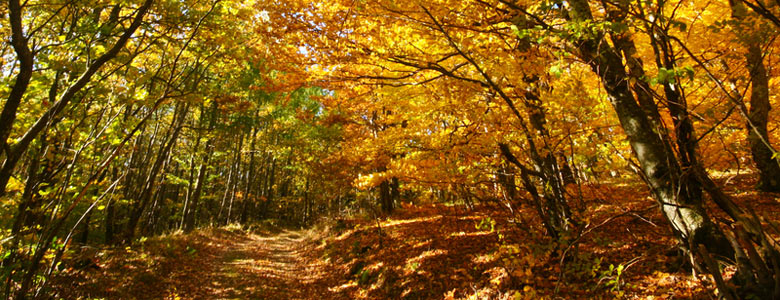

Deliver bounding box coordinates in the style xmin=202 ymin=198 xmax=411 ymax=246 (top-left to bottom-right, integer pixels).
xmin=49 ymin=173 xmax=780 ymax=300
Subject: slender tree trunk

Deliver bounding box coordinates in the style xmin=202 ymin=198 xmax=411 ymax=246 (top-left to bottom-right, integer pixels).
xmin=391 ymin=177 xmax=400 ymax=205
xmin=638 ymin=13 xmax=705 ymax=211
xmin=147 ymin=153 xmax=173 ymax=234
xmin=261 ymin=157 xmax=277 ymax=219
xmin=257 ymin=155 xmax=270 ymax=219
xmin=218 ymin=146 xmax=235 ymax=223
xmin=103 ymin=167 xmax=119 ymax=244
xmin=241 ymin=125 xmax=257 ymax=224
xmin=522 ymin=90 xmax=572 ymax=231
xmin=185 ymin=147 xmax=210 ymax=231
xmin=500 ymin=143 xmax=559 ymax=237
xmin=226 ymin=134 xmax=243 ymax=224
xmin=497 ymin=163 xmax=517 ymax=201
xmin=184 ymin=102 xmax=217 ymax=231
xmin=181 ymin=112 xmax=202 ymax=229
xmin=105 ymin=193 xmax=116 ymax=244
xmin=379 ymin=179 xmax=392 ymax=213
xmin=731 ymin=2 xmax=780 ymax=191
xmin=125 ymin=103 xmax=188 ymax=241
xmin=79 ymin=210 xmax=92 ymax=245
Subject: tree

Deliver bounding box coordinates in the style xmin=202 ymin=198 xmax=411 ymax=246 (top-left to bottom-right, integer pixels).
xmin=730 ymin=0 xmax=780 ymax=191
xmin=0 ymin=0 xmax=154 ymax=196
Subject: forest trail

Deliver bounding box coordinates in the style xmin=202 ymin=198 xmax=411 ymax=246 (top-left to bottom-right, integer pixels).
xmin=53 ymin=228 xmax=349 ymax=300
xmin=166 ymin=228 xmax=348 ymax=300
xmin=199 ymin=229 xmax=334 ymax=299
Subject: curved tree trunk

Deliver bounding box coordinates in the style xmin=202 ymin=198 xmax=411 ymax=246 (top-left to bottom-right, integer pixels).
xmin=567 ymin=0 xmax=729 ymax=255
xmin=0 ymin=0 xmax=154 ymax=196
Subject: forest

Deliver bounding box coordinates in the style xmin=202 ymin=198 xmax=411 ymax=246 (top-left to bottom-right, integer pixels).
xmin=2 ymin=0 xmax=780 ymax=299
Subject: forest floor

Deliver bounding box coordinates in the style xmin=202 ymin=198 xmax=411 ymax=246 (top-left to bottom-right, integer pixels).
xmin=49 ymin=225 xmax=349 ymax=299
xmin=48 ymin=174 xmax=780 ymax=299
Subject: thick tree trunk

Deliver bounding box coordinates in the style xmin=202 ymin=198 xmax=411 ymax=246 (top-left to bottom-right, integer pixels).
xmin=568 ymin=0 xmax=729 ymax=255
xmin=745 ymin=42 xmax=780 ymax=191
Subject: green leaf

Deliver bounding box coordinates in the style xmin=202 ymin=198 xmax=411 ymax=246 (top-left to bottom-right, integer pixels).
xmin=550 ymin=65 xmax=563 ymax=76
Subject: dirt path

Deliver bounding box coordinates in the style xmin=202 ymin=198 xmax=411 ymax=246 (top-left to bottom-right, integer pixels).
xmin=53 ymin=228 xmax=349 ymax=300
xmin=200 ymin=230 xmax=338 ymax=299
xmin=187 ymin=229 xmax=346 ymax=300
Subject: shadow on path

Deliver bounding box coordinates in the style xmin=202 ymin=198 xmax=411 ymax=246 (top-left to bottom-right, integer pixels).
xmin=189 ymin=229 xmax=345 ymax=300
xmin=52 ymin=228 xmax=348 ymax=300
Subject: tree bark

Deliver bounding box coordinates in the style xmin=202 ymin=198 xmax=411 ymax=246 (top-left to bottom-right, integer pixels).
xmin=567 ymin=0 xmax=729 ymax=255
xmin=0 ymin=0 xmax=35 ymax=158
xmin=731 ymin=1 xmax=780 ymax=191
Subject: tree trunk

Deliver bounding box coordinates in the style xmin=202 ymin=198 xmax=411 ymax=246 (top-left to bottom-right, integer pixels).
xmin=568 ymin=0 xmax=729 ymax=255
xmin=218 ymin=146 xmax=235 ymax=223
xmin=226 ymin=134 xmax=243 ymax=224
xmin=731 ymin=2 xmax=780 ymax=191
xmin=497 ymin=163 xmax=517 ymax=201
xmin=262 ymin=157 xmax=277 ymax=219
xmin=185 ymin=147 xmax=210 ymax=231
xmin=184 ymin=102 xmax=218 ymax=231
xmin=379 ymin=179 xmax=392 ymax=213
xmin=241 ymin=125 xmax=258 ymax=224
xmin=79 ymin=205 xmax=93 ymax=245
xmin=125 ymin=103 xmax=188 ymax=241
xmin=745 ymin=41 xmax=780 ymax=191
xmin=0 ymin=0 xmax=35 ymax=159
xmin=391 ymin=177 xmax=400 ymax=205
xmin=180 ymin=106 xmax=204 ymax=229
xmin=105 ymin=195 xmax=116 ymax=244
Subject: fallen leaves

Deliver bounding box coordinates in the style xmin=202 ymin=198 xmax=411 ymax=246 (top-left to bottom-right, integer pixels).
xmin=45 ymin=174 xmax=780 ymax=300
